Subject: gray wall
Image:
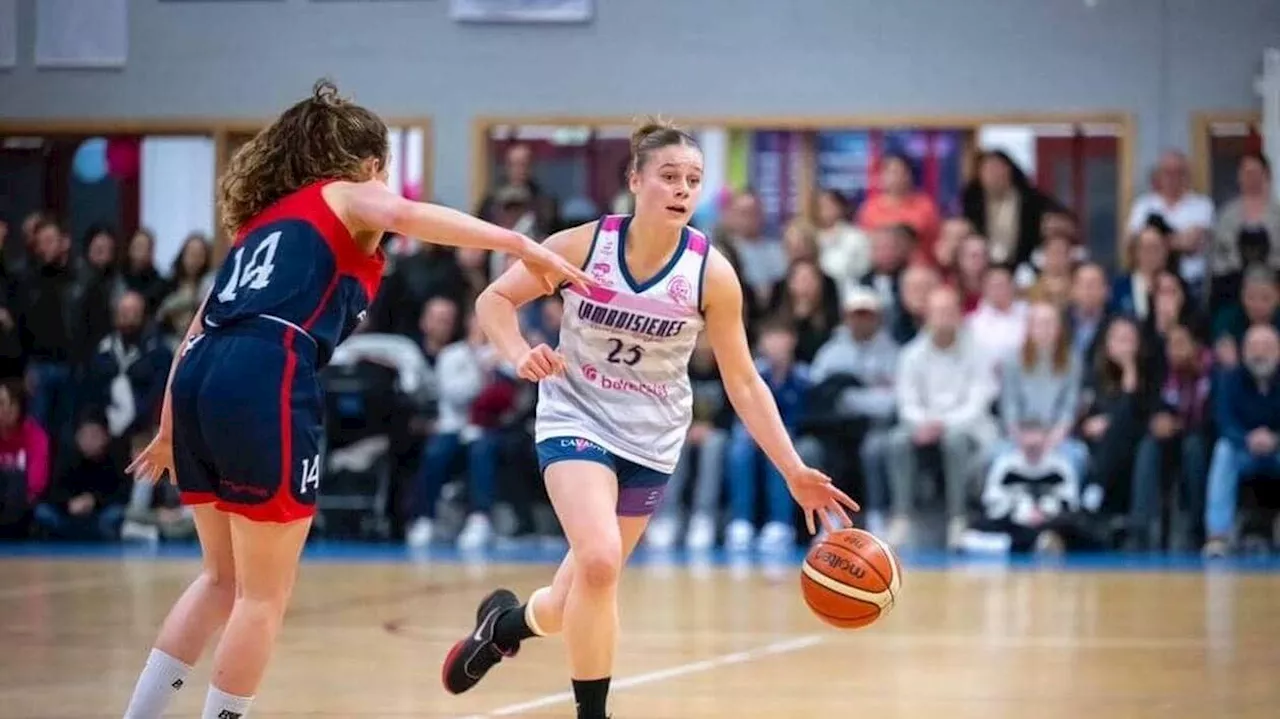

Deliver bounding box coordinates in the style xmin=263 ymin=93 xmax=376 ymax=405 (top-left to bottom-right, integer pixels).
xmin=1 ymin=0 xmax=1276 ymax=208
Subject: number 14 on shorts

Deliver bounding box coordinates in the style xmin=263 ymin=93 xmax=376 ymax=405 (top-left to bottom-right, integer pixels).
xmin=299 ymin=455 xmax=320 ymax=494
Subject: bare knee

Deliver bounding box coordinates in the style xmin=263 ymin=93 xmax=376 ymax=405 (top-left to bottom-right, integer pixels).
xmin=574 ymin=547 xmax=622 ymax=591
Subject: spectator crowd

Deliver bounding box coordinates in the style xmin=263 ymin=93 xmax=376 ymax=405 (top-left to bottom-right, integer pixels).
xmin=2 ymin=144 xmax=1279 ymax=559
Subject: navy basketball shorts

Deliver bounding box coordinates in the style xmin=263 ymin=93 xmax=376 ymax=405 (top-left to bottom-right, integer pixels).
xmin=536 ymin=436 xmax=671 ymax=517
xmin=171 ymin=320 xmax=323 ymax=524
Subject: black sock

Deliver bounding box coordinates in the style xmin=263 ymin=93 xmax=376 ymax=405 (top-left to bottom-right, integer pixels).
xmin=572 ymin=677 xmax=610 ymax=719
xmin=492 ymin=605 xmax=537 ymax=652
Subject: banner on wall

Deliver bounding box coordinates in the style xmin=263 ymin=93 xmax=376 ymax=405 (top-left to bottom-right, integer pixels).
xmin=817 ymin=129 xmax=966 ymax=216
xmin=750 ymin=131 xmax=803 ymax=234
xmin=450 ymin=0 xmax=592 ymax=23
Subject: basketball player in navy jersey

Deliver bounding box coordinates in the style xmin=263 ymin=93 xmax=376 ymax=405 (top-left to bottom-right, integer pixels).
xmin=120 ymin=81 xmax=589 ymax=719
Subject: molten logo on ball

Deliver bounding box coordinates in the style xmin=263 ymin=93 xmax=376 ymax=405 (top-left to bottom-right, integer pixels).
xmin=813 ymin=549 xmax=866 ymax=579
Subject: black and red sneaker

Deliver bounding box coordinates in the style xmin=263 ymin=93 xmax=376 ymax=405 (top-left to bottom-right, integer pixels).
xmin=441 ymin=588 xmax=520 ymax=695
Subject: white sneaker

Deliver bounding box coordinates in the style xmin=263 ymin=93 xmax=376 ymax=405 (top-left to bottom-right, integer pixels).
xmin=757 ymin=521 xmax=795 ymax=553
xmin=885 ymin=515 xmax=911 ymax=546
xmin=947 ymin=516 xmax=968 ymax=551
xmin=456 ymin=513 xmax=492 ymax=551
xmin=120 ymin=520 xmax=159 ymax=543
xmin=405 ymin=517 xmax=434 ymax=548
xmin=645 ymin=515 xmax=679 ymax=550
xmin=725 ymin=519 xmax=755 ymax=552
xmin=684 ymin=513 xmax=716 ymax=551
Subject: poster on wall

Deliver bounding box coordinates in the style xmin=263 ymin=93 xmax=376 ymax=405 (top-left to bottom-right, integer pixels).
xmin=816 ymin=129 xmax=966 ymax=216
xmin=0 ymin=0 xmax=15 ymax=69
xmin=36 ymin=0 xmax=128 ymax=68
xmin=750 ymin=131 xmax=803 ymax=234
xmin=450 ymin=0 xmax=592 ymax=23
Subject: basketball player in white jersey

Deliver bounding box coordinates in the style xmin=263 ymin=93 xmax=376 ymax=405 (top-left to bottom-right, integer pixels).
xmin=440 ymin=120 xmax=859 ymax=719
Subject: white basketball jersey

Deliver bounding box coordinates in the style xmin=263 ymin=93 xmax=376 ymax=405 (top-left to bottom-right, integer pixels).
xmin=536 ymin=215 xmax=710 ymax=473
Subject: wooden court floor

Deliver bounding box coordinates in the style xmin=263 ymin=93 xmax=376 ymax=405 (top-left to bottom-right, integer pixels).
xmin=1 ymin=550 xmax=1278 ymax=718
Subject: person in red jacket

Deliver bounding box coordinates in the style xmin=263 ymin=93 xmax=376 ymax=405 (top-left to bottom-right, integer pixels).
xmin=0 ymin=378 xmax=50 ymax=537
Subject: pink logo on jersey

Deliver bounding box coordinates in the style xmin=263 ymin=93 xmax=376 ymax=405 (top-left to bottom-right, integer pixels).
xmin=590 ymin=262 xmax=614 ymax=286
xmin=581 ymin=363 xmax=599 ymax=382
xmin=666 ymin=275 xmax=693 ymax=306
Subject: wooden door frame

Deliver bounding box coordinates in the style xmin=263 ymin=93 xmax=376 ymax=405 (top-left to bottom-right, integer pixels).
xmin=1189 ymin=110 xmax=1262 ymax=194
xmin=471 ymin=112 xmax=1136 ymax=239
xmin=0 ymin=117 xmax=434 ymax=257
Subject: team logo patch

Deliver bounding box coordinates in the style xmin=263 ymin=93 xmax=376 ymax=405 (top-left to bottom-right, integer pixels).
xmin=666 ymin=275 xmax=692 ymax=306
xmin=590 ymin=262 xmax=614 ymax=286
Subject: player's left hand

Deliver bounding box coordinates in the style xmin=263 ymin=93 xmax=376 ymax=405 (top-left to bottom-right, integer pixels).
xmin=520 ymin=239 xmax=594 ymax=294
xmin=128 ymin=430 xmax=175 ymax=485
xmin=784 ymin=466 xmax=860 ymax=536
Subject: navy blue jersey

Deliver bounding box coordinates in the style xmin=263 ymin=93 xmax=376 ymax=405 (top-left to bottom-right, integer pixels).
xmin=203 ymin=180 xmax=385 ymax=366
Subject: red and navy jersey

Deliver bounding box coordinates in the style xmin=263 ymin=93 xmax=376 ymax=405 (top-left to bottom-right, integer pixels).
xmin=203 ymin=180 xmax=385 ymax=366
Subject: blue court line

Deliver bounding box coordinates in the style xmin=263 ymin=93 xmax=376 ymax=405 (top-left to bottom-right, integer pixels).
xmin=1 ymin=540 xmax=1279 ymax=574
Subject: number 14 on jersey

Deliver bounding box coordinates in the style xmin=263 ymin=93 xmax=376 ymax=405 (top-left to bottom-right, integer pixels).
xmin=217 ymin=230 xmax=281 ymax=303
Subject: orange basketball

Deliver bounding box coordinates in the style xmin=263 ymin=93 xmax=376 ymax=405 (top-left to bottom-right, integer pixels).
xmin=800 ymin=528 xmax=902 ymax=629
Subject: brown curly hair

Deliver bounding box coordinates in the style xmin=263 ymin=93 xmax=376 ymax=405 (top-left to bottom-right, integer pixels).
xmin=218 ymin=79 xmax=388 ymax=237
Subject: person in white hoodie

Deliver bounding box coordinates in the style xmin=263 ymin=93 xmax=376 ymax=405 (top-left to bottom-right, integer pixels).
xmin=886 ymin=285 xmax=998 ymax=549
xmin=405 ymin=315 xmax=492 ymax=548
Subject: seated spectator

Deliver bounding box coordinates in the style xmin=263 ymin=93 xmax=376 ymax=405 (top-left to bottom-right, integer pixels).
xmin=950 ymin=233 xmax=989 ymax=314
xmin=0 ymin=379 xmax=49 ymax=539
xmin=1203 ymin=324 xmax=1280 ymax=557
xmin=1212 ymin=265 xmax=1280 ymax=369
xmin=156 ymin=233 xmax=213 ymax=348
xmin=1020 ymin=232 xmax=1077 ymax=308
xmin=932 ymin=216 xmax=975 ymax=276
xmin=456 ymin=246 xmax=492 ymax=309
xmin=1210 ymin=153 xmax=1280 ymax=302
xmin=856 ymin=226 xmax=910 ymax=316
xmin=417 ymin=296 xmax=461 ymax=369
xmin=807 ymin=287 xmax=899 ymax=535
xmin=405 ymin=315 xmax=490 ymax=549
xmin=1125 ymin=150 xmax=1215 ymax=297
xmin=969 ymin=424 xmax=1089 ymax=555
xmin=121 ymin=229 xmax=170 ymax=313
xmin=725 ymin=319 xmax=812 ymax=552
xmin=814 ymin=189 xmax=870 ymax=283
xmin=1130 ymin=325 xmax=1210 ymax=550
xmin=856 ymin=153 xmax=941 ymax=260
xmin=84 ymin=290 xmax=173 ymax=443
xmin=962 ymin=150 xmax=1060 ymax=269
xmin=771 ymin=259 xmax=839 ymax=363
xmin=71 ymin=225 xmax=122 ymax=364
xmin=995 ymin=301 xmax=1089 ymax=479
xmin=887 ymin=286 xmax=998 ymax=549
xmin=890 ymin=263 xmax=939 ymax=344
xmin=723 ymin=191 xmax=787 ymax=312
xmin=368 ymin=243 xmax=468 ymax=337
xmin=1080 ymin=316 xmax=1156 ymax=519
xmin=966 ymin=266 xmax=1028 ymax=380
xmin=34 ymin=413 xmax=127 ymax=541
xmin=18 ymin=218 xmax=77 ymax=440
xmin=1068 ymin=262 xmax=1112 ymax=365
xmin=647 ymin=335 xmax=732 ymax=551
xmin=1112 ymin=216 xmax=1173 ymax=322
xmin=1150 ymin=270 xmax=1206 ymax=344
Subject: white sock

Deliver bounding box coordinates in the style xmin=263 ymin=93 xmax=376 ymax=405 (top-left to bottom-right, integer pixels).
xmin=122 ymin=648 xmax=192 ymax=718
xmin=201 ymin=685 xmax=254 ymax=719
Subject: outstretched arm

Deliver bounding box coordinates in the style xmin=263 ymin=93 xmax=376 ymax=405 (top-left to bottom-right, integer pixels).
xmin=701 ymin=250 xmax=859 ymax=533
xmin=475 ymin=222 xmax=595 ymax=381
xmin=329 ymin=180 xmax=591 ymax=293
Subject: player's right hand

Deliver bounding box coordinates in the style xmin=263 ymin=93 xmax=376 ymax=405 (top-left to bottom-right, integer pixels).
xmin=516 ymin=344 xmax=567 ymax=382
xmin=128 ymin=430 xmax=175 ymax=485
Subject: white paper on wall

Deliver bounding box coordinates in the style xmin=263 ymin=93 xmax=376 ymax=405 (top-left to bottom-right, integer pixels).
xmin=141 ymin=137 xmax=217 ymax=271
xmin=36 ymin=0 xmax=128 ymax=68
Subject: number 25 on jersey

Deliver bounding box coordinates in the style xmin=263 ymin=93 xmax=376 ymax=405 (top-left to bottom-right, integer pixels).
xmin=217 ymin=230 xmax=281 ymax=303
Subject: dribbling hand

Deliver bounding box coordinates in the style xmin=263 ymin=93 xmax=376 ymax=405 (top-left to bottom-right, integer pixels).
xmin=128 ymin=430 xmax=175 ymax=485
xmin=520 ymin=239 xmax=593 ymax=294
xmin=784 ymin=466 xmax=860 ymax=535
xmin=516 ymin=344 xmax=567 ymax=382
